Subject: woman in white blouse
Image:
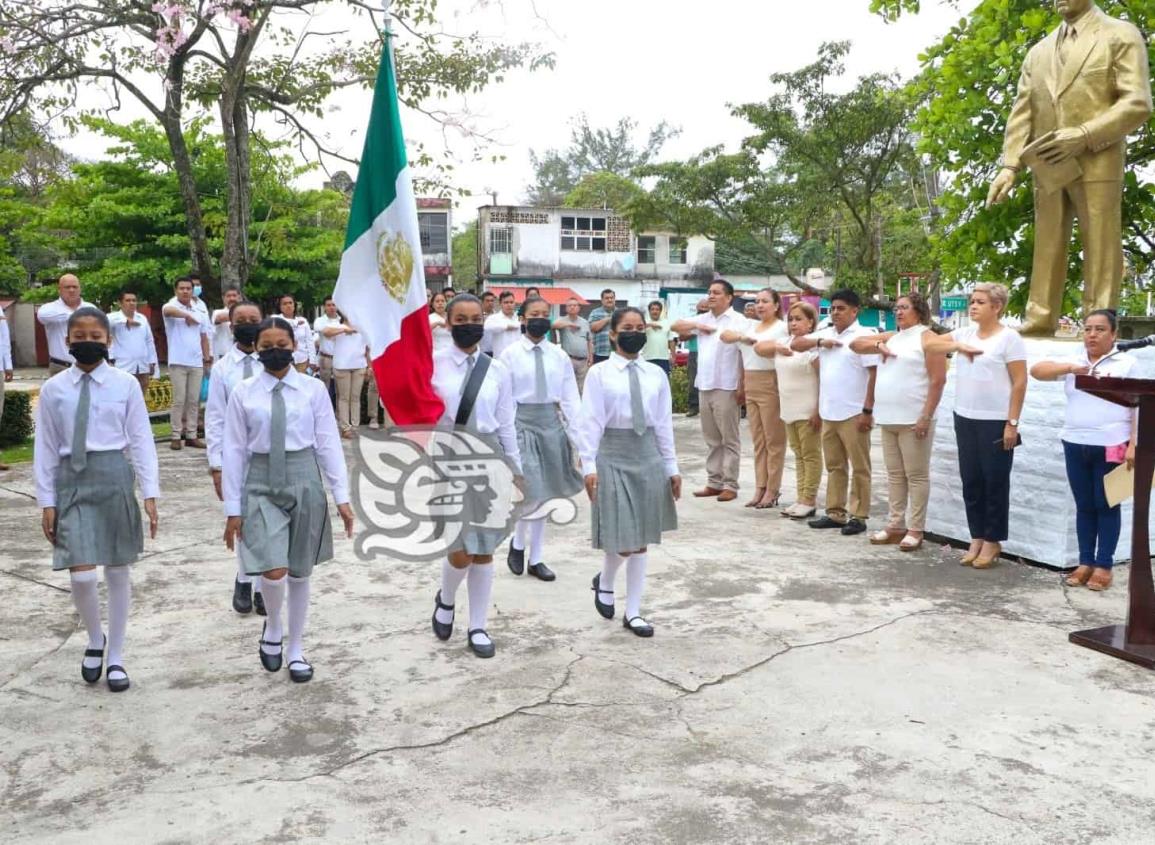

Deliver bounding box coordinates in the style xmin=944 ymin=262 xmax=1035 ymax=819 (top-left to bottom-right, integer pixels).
xmin=34 ymin=306 xmax=160 ymax=693
xmin=579 ymin=307 xmax=681 ymax=638
xmin=721 ymin=287 xmax=789 ymax=508
xmin=1030 ymin=310 xmax=1136 ymax=591
xmin=429 ymin=290 xmax=453 ymax=354
xmin=328 ymin=311 xmax=370 ymax=439
xmin=222 ymin=316 xmax=354 ymax=683
xmin=850 ymin=292 xmax=947 ymax=551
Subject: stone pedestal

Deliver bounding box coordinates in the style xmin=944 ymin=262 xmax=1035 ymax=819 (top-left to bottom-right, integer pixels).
xmin=926 ymin=337 xmax=1155 ymax=568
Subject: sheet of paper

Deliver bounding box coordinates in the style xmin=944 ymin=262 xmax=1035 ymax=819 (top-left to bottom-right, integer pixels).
xmin=1021 ymin=133 xmax=1083 ymax=195
xmin=1102 ymin=462 xmax=1155 ymax=508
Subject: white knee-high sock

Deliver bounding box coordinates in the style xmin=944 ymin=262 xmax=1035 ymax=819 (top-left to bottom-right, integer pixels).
xmin=70 ymin=569 xmax=103 ymax=668
xmin=512 ymin=519 xmax=529 ymax=551
xmin=286 ymin=575 xmax=310 ymax=665
xmin=437 ymin=559 xmax=469 ymax=625
xmin=467 ymin=563 xmax=495 ymax=645
xmin=261 ymin=575 xmax=287 ymax=654
xmin=527 ymin=519 xmax=546 ymax=565
xmin=235 ymin=555 xmax=251 ymax=585
xmin=600 ymin=552 xmax=625 ymax=601
xmin=104 ymin=566 xmax=131 ymax=678
xmin=625 ymin=553 xmax=648 ymax=619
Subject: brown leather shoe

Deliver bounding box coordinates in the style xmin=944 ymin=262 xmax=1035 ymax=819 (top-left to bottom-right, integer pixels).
xmin=0 ymin=463 xmax=9 ymax=471
xmin=693 ymin=487 xmax=723 ymax=498
xmin=717 ymin=490 xmax=737 ymax=502
xmin=184 ymin=438 xmax=207 ymax=449
xmin=170 ymin=439 xmax=183 ymax=451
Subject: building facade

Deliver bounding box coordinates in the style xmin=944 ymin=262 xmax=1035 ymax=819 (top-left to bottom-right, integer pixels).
xmin=417 ymin=197 xmax=452 ymax=289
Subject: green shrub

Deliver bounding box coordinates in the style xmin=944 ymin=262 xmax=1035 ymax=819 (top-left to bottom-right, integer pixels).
xmin=0 ymin=390 xmax=33 ymax=447
xmin=669 ymin=364 xmax=689 ymax=415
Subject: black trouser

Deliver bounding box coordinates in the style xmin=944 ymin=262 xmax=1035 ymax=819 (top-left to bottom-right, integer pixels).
xmin=648 ymin=358 xmax=671 ymax=375
xmin=687 ymin=351 xmax=699 ymax=413
xmin=953 ymin=413 xmax=1014 ymax=542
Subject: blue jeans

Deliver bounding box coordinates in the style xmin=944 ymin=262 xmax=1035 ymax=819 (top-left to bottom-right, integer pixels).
xmin=1062 ymin=440 xmax=1122 ymax=568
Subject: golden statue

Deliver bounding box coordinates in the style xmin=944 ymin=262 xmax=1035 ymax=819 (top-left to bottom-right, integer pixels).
xmin=987 ymin=0 xmax=1152 ymax=336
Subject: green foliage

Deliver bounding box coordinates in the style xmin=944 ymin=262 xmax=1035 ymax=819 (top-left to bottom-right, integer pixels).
xmin=669 ymin=364 xmax=689 ymax=415
xmin=0 ymin=390 xmax=32 ymax=447
xmin=563 ymin=172 xmax=645 ymax=211
xmin=452 ymin=220 xmax=479 ymax=288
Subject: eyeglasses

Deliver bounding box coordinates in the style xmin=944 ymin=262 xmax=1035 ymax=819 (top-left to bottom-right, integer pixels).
xmin=894 ymin=304 xmax=912 ymax=311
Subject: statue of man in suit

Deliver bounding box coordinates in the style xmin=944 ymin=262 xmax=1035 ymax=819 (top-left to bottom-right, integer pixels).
xmin=987 ymin=0 xmax=1152 ymax=336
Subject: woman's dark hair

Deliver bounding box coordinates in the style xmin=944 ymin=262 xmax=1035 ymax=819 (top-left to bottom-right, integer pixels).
xmin=447 ymin=292 xmax=482 ymax=320
xmin=519 ymin=295 xmax=548 ymax=318
xmin=255 ymin=315 xmax=296 ymax=345
xmin=67 ymin=305 xmax=110 ymax=335
xmin=900 ymin=291 xmax=932 ymax=326
xmin=429 ymin=290 xmax=447 ymax=313
xmin=759 ymin=287 xmax=782 ymax=306
xmin=1086 ymin=309 xmax=1117 ymax=331
xmin=609 ymin=306 xmax=646 ymax=334
xmin=229 ymin=299 xmax=262 ymax=319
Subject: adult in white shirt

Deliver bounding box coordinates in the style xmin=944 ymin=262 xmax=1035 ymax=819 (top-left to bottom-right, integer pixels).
xmin=222 ymin=316 xmax=354 ymax=684
xmin=500 ymin=296 xmax=584 ymax=582
xmin=578 ymin=306 xmax=681 ymax=638
xmin=36 ymin=274 xmax=95 ymax=375
xmin=163 ymin=276 xmax=212 ymax=450
xmin=277 ymin=294 xmax=316 ymax=372
xmin=429 ymin=294 xmax=523 ymax=660
xmin=789 ymin=289 xmax=879 ymax=535
xmin=721 ymin=287 xmax=789 ymax=508
xmin=671 ymin=279 xmax=745 ymax=501
xmin=849 ymin=292 xmax=947 ymax=551
xmin=429 ymin=290 xmax=453 ymax=354
xmin=0 ymin=301 xmax=13 ymax=470
xmin=1030 ymin=310 xmax=1136 ymax=592
xmin=925 ymin=282 xmax=1028 ymax=568
xmin=312 ymin=296 xmax=343 ymax=396
xmin=331 ymin=317 xmax=370 ymax=437
xmin=108 ymin=290 xmax=159 ymax=393
xmin=483 ymin=291 xmax=521 ymax=359
xmin=33 ymin=306 xmax=160 ymax=693
xmin=210 ymin=286 xmax=242 ymax=361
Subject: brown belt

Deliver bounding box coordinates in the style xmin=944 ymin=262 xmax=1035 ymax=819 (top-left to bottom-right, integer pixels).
xmin=319 ymin=352 xmax=333 ymax=359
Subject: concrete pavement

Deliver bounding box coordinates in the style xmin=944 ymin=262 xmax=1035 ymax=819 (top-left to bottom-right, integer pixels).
xmin=2 ymin=418 xmax=1154 ymax=844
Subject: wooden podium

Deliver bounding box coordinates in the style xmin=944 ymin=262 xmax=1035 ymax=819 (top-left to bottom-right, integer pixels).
xmin=1070 ymin=376 xmax=1155 ymax=668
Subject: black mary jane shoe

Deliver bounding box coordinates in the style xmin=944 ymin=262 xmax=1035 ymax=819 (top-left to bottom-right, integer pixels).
xmin=232 ymin=578 xmax=253 ymax=614
xmin=259 ymin=621 xmax=283 ymax=672
xmin=81 ymin=635 xmax=106 ymax=684
xmin=622 ymin=616 xmax=654 ymax=638
xmin=591 ymin=574 xmax=615 ymax=620
xmin=527 ymin=562 xmax=556 ymax=582
xmin=432 ymin=590 xmax=455 ymax=641
xmin=288 ymin=659 xmax=314 ymax=684
xmin=254 ymin=590 xmax=267 ymax=617
xmin=106 ymin=665 xmax=130 ymax=693
xmin=506 ymin=544 xmax=525 ymax=576
xmin=467 ymin=629 xmax=496 ymax=659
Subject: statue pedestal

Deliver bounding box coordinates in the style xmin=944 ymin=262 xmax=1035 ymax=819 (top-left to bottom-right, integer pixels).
xmin=926 ymin=338 xmax=1155 ymax=568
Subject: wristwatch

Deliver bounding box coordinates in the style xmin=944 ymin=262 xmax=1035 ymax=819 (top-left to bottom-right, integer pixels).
xmin=1008 ymin=419 xmax=1020 ymax=427
xmin=862 ymin=407 xmax=873 ymax=415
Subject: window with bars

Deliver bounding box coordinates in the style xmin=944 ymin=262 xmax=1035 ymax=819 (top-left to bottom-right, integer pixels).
xmin=489 ymin=227 xmax=512 ymax=254
xmin=418 ymin=212 xmax=449 ymax=253
xmin=669 ymin=236 xmax=688 ymax=264
xmin=637 ymin=235 xmax=656 ymax=264
xmin=560 ymin=215 xmax=607 ymax=252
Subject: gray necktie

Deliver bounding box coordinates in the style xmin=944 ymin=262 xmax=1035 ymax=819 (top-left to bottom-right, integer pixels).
xmin=270 ymin=381 xmax=287 ymax=487
xmin=460 ymin=353 xmax=475 ymax=395
xmin=70 ymin=373 xmax=92 ymax=471
xmin=533 ymin=345 xmax=547 ymax=401
xmin=242 ymin=356 xmax=253 ymax=379
xmin=627 ymin=361 xmax=646 ymax=436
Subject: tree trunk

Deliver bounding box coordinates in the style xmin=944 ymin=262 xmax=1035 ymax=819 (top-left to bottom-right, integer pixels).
xmin=219 ymin=85 xmax=248 ymax=295
xmin=161 ymin=114 xmax=215 ymax=299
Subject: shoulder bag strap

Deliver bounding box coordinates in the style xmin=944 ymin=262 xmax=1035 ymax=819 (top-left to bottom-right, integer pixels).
xmin=455 ymin=353 xmax=492 ymax=427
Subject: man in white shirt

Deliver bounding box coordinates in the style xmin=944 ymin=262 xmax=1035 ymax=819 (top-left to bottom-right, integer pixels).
xmin=163 ymin=276 xmax=212 ymax=450
xmin=672 ymin=279 xmax=746 ymax=501
xmin=483 ymin=291 xmax=521 ymax=359
xmin=312 ymin=296 xmax=343 ymax=398
xmin=0 ymin=303 xmax=11 ymax=471
xmin=109 ymin=289 xmax=159 ymax=392
xmin=278 ymin=294 xmax=316 ymax=372
xmin=36 ymin=274 xmax=95 ymax=375
xmin=210 ymin=286 xmax=242 ymax=361
xmin=790 ymin=288 xmax=879 ymax=535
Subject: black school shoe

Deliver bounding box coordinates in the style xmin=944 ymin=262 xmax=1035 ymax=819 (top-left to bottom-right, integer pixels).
xmin=467 ymin=629 xmax=496 ymax=658
xmin=288 ymin=659 xmax=314 ymax=683
xmin=106 ymin=666 xmax=130 ymax=693
xmin=432 ymin=590 xmax=455 ymax=641
xmin=808 ymin=515 xmax=845 ymax=530
xmin=527 ymin=562 xmax=555 ymax=582
xmin=623 ymin=616 xmax=654 ymax=638
xmin=840 ymin=519 xmax=867 ymax=536
xmin=232 ymin=578 xmax=253 ymax=614
xmin=507 ymin=544 xmax=525 ymax=575
xmin=259 ymin=622 xmax=283 ymax=672
xmin=81 ymin=635 xmax=106 ymax=684
xmin=254 ymin=590 xmax=267 ymax=616
xmin=592 ymin=574 xmax=615 ymax=619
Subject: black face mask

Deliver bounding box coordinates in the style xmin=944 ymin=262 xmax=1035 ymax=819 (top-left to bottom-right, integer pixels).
xmin=258 ymin=347 xmax=294 ymax=372
xmin=615 ymin=331 xmax=646 ymax=355
xmin=233 ymin=323 xmax=261 ymax=347
xmin=69 ymin=341 xmax=108 ymax=365
xmin=526 ymin=317 xmax=552 ymax=339
xmin=451 ymin=323 xmax=485 ymax=349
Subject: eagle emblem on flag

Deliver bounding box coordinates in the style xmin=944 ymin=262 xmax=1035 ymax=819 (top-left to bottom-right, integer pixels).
xmin=377 ymin=231 xmax=415 ymax=302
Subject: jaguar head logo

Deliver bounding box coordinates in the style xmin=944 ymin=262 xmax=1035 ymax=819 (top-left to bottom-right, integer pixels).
xmin=377 ymin=231 xmax=415 ymax=303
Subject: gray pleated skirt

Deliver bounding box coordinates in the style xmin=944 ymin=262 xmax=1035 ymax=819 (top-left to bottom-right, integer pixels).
xmin=52 ymin=450 xmax=143 ymax=570
xmin=592 ymin=428 xmax=678 ymax=553
xmin=515 ymin=402 xmax=583 ymax=507
xmin=239 ymin=449 xmax=333 ymax=578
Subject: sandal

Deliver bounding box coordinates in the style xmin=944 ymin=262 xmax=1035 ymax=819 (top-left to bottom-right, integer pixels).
xmin=755 ymin=492 xmax=781 ymax=510
xmin=1065 ymin=565 xmax=1093 ymax=587
xmin=869 ymin=529 xmax=904 ymax=545
xmin=1087 ymin=568 xmax=1113 ymax=592
xmin=972 ymin=542 xmax=1002 ymax=570
xmin=960 ymin=541 xmax=983 ymax=566
xmin=899 ymin=533 xmax=923 ymax=552
xmin=744 ymin=488 xmax=766 ymax=508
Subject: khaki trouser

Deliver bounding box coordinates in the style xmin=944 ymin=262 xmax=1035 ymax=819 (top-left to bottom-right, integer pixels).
xmin=318 ymin=354 xmax=334 ymax=391
xmin=744 ymin=370 xmax=786 ymax=494
xmin=880 ymin=422 xmax=935 ymax=533
xmin=785 ymin=419 xmax=822 ymax=503
xmin=569 ymin=356 xmax=590 ymax=393
xmin=701 ymin=388 xmax=741 ymax=492
xmin=334 ymin=368 xmax=365 ymax=431
xmin=821 ymin=417 xmax=872 ymax=522
xmin=169 ymin=364 xmax=204 ymax=439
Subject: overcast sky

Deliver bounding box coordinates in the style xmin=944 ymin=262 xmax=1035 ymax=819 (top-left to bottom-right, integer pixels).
xmin=62 ymin=0 xmax=973 ymax=229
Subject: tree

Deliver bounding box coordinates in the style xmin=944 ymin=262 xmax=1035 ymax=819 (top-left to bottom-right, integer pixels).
xmin=526 ymin=114 xmax=679 ymax=205
xmin=563 ymin=171 xmax=645 ymax=210
xmin=0 ymin=1 xmax=550 ymax=299
xmin=451 ymin=219 xmax=478 ymax=288
xmin=870 ymin=0 xmax=1155 ymax=314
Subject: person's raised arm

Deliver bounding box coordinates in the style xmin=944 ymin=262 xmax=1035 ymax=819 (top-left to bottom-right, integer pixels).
xmin=849 ymin=331 xmax=895 ymax=354
xmin=1029 ymin=359 xmax=1082 ymax=382
xmin=589 ymin=312 xmax=612 ymax=333
xmin=670 ymin=317 xmax=699 ymax=336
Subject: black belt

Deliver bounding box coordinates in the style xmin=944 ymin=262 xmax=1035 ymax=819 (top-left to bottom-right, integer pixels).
xmin=569 ymin=354 xmax=587 ymax=360
xmin=50 ymin=356 xmax=71 ymax=367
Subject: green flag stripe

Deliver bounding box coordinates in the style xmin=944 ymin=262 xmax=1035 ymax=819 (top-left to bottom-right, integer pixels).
xmin=344 ymin=35 xmax=407 ymax=251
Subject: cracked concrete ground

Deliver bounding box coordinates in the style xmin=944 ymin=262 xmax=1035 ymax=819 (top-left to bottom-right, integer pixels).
xmin=2 ymin=417 xmax=1155 ymax=844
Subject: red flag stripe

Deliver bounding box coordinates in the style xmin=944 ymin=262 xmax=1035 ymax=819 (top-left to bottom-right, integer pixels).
xmin=370 ymin=307 xmax=445 ymax=426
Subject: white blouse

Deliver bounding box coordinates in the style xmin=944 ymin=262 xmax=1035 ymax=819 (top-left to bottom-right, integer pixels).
xmin=499 ymin=337 xmax=582 ymax=425
xmin=108 ymin=311 xmax=158 ymax=375
xmin=1061 ymin=348 xmax=1137 ymax=446
xmin=432 ymin=347 xmax=522 ymax=472
xmin=738 ymin=318 xmax=788 ymax=372
xmin=776 ymin=348 xmax=820 ymax=423
xmin=874 ymin=325 xmax=932 ymax=426
xmin=286 ymin=316 xmax=316 ymax=366
xmin=206 ymin=344 xmax=260 ymax=470
xmin=429 ymin=312 xmax=453 ymax=354
xmin=33 ymin=362 xmax=161 ymax=508
xmin=577 ymin=353 xmax=679 ymax=478
xmin=221 ymin=367 xmax=349 ymax=517
xmin=950 ymin=325 xmax=1027 ymax=421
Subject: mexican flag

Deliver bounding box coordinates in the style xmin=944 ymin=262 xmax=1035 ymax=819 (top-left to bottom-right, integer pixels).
xmin=334 ymin=33 xmax=445 ymax=426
